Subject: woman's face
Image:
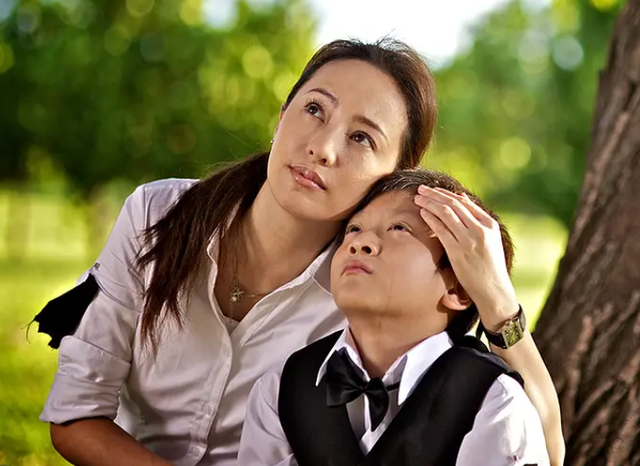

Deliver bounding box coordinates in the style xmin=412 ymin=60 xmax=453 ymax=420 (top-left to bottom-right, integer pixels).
xmin=266 ymin=59 xmax=409 ymax=223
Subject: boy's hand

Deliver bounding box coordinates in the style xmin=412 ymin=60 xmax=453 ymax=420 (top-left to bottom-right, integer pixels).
xmin=414 ymin=186 xmax=519 ymax=332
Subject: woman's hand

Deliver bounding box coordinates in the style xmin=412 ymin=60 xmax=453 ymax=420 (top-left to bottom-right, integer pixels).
xmin=414 ymin=186 xmax=518 ymax=331
xmin=415 ymin=186 xmax=566 ymax=465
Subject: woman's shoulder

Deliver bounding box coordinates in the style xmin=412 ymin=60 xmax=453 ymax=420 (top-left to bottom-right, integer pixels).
xmin=136 ymin=178 xmax=199 ymax=204
xmin=128 ymin=178 xmax=199 ymax=225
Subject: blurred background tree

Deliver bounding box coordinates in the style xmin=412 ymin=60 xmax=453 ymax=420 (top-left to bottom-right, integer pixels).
xmin=430 ymin=0 xmax=623 ymax=228
xmin=0 ymin=0 xmax=629 ymax=463
xmin=0 ymin=0 xmax=315 ymax=255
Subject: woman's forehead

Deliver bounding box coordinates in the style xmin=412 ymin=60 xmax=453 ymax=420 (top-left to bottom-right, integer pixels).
xmin=298 ymin=60 xmax=408 ymax=125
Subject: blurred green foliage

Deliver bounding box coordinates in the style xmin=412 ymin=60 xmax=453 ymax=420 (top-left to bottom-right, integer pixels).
xmin=0 ymin=0 xmax=628 ymax=463
xmin=0 ymin=0 xmax=625 ymax=225
xmin=0 ymin=0 xmax=315 ymax=196
xmin=430 ymin=0 xmax=624 ymax=227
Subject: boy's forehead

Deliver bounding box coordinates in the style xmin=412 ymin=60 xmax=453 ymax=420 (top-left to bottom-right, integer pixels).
xmin=353 ymin=190 xmax=418 ymax=220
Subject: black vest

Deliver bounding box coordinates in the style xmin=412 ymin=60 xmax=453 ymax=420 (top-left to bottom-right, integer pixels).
xmin=278 ymin=332 xmax=523 ymax=466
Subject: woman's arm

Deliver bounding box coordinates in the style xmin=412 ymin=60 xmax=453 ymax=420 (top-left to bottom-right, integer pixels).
xmin=478 ymin=298 xmax=565 ymax=466
xmin=40 ymin=187 xmax=149 ymax=459
xmin=51 ymin=419 xmax=173 ymax=466
xmin=491 ymin=332 xmax=565 ymax=466
xmin=414 ymin=186 xmax=565 ymax=466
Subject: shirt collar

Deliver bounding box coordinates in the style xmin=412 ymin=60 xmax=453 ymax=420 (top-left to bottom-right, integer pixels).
xmin=316 ymin=328 xmax=453 ymax=405
xmin=309 ymin=241 xmax=336 ymax=294
xmin=206 ymin=232 xmax=336 ymax=294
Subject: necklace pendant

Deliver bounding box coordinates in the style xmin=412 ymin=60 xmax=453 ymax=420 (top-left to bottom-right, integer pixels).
xmin=230 ymin=284 xmax=244 ymax=303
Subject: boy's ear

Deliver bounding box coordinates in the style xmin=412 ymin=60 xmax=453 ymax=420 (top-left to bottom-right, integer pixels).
xmin=440 ymin=280 xmax=473 ymax=312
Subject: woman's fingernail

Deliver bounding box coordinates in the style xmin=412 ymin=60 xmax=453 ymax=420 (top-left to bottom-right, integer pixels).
xmin=418 ymin=185 xmax=430 ymax=194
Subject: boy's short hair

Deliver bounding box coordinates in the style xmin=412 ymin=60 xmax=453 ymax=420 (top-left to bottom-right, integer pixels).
xmin=346 ymin=169 xmax=515 ymax=342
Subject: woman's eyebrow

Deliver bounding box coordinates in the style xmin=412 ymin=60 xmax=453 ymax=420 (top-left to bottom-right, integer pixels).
xmin=306 ymin=88 xmax=387 ymax=142
xmin=307 ymin=87 xmax=339 ymax=106
xmin=353 ymin=115 xmax=388 ymax=142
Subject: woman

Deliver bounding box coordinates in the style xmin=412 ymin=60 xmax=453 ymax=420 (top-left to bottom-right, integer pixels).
xmin=40 ymin=39 xmax=563 ymax=465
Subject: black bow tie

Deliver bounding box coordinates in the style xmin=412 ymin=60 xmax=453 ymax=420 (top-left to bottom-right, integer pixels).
xmin=324 ymin=349 xmax=398 ymax=431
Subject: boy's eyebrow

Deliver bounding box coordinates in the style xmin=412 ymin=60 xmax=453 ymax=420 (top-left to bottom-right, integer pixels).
xmin=389 ymin=206 xmax=437 ymax=234
xmin=388 ymin=206 xmax=420 ymax=217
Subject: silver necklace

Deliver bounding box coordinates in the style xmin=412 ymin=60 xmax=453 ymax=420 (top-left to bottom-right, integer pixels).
xmin=227 ymin=274 xmax=269 ymax=320
xmin=227 ymin=230 xmax=268 ymax=319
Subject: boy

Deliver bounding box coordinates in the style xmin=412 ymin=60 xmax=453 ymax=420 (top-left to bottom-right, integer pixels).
xmin=238 ymin=169 xmax=549 ymax=465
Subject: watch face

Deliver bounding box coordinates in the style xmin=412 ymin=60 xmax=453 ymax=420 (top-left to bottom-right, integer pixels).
xmin=502 ymin=319 xmax=525 ymax=348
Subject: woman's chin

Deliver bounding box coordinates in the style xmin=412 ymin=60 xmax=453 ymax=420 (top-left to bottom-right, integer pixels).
xmin=275 ymin=191 xmax=338 ymax=223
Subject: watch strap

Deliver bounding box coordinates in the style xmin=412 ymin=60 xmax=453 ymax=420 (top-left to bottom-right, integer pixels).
xmin=479 ymin=305 xmax=527 ymax=349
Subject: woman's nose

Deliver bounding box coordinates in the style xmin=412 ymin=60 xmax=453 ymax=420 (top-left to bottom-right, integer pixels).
xmin=307 ymin=129 xmax=338 ymax=166
xmin=308 ymin=147 xmax=336 ymax=166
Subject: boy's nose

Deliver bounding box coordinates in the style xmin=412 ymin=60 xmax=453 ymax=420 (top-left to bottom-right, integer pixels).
xmin=348 ymin=236 xmax=379 ymax=256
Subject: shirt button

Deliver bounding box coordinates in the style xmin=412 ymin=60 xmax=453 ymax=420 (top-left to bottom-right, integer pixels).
xmin=203 ymin=404 xmax=213 ymax=415
xmin=189 ymin=445 xmax=200 ymax=456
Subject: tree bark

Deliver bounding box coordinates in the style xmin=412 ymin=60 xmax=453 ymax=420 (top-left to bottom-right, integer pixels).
xmin=534 ymin=1 xmax=640 ymax=464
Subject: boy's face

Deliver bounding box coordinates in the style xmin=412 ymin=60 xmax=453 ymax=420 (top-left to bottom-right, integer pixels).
xmin=331 ymin=190 xmax=457 ymax=322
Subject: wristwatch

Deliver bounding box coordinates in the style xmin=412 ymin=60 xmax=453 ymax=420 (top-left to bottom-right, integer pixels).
xmin=480 ymin=305 xmax=527 ymax=349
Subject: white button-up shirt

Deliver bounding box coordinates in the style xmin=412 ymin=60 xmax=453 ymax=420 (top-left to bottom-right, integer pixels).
xmin=238 ymin=329 xmax=550 ymax=466
xmin=40 ymin=179 xmax=346 ymax=466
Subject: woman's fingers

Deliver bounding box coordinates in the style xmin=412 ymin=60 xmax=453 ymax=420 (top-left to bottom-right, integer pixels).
xmin=414 ymin=194 xmax=464 ymax=242
xmin=434 ymin=187 xmax=497 ymax=229
xmin=418 ymin=208 xmax=458 ymax=247
xmin=415 ymin=187 xmax=483 ymax=242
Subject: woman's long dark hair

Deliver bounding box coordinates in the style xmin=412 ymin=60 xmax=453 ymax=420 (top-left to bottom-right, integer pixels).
xmin=137 ymin=38 xmax=438 ymax=349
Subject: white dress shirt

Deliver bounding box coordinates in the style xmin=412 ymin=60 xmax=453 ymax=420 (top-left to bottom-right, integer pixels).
xmin=40 ymin=179 xmax=346 ymax=466
xmin=238 ymin=329 xmax=550 ymax=466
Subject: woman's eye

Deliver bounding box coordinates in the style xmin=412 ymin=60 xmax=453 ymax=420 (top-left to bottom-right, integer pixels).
xmin=345 ymin=224 xmax=361 ymax=234
xmin=390 ymin=224 xmax=407 ymax=232
xmin=305 ymin=102 xmax=322 ymax=117
xmin=351 ymin=132 xmax=373 ymax=148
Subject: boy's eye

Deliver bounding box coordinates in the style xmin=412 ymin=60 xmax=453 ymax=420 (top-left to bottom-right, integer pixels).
xmin=390 ymin=223 xmax=408 ymax=232
xmin=345 ymin=224 xmax=361 ymax=234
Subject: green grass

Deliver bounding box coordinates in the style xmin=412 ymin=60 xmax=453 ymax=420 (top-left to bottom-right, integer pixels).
xmin=503 ymin=213 xmax=568 ymax=325
xmin=0 ymin=190 xmax=568 ymax=464
xmin=0 ymin=259 xmax=83 ymax=465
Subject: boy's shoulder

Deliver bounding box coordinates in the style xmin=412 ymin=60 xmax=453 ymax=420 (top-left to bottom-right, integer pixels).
xmin=453 ymin=336 xmax=525 ymax=386
xmin=285 ymin=330 xmax=343 ymax=366
xmin=458 ymin=371 xmax=550 ymax=465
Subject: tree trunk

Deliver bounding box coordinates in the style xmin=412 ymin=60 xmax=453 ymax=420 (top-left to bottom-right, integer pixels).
xmin=534 ymin=1 xmax=640 ymax=464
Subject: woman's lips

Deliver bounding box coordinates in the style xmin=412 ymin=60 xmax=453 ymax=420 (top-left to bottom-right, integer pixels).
xmin=289 ymin=165 xmax=327 ymax=191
